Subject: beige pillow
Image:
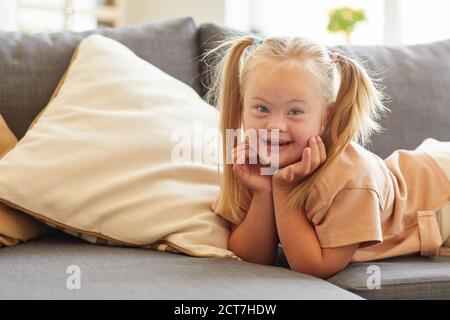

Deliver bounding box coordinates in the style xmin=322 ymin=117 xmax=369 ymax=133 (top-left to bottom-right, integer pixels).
xmin=0 ymin=115 xmax=52 ymax=246
xmin=0 ymin=34 xmax=236 ymax=259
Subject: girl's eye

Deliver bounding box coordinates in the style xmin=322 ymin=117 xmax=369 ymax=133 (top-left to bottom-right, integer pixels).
xmin=288 ymin=109 xmax=304 ymax=116
xmin=256 ymin=105 xmax=269 ymax=113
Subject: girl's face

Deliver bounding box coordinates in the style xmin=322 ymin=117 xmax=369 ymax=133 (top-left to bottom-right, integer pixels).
xmin=242 ymin=61 xmax=331 ymax=168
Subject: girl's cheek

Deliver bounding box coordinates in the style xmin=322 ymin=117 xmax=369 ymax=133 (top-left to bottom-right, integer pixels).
xmin=293 ymin=139 xmax=309 ymax=157
xmin=291 ymin=144 xmax=309 ymax=164
xmin=292 ymin=134 xmax=308 ymax=147
xmin=242 ymin=115 xmax=257 ymax=131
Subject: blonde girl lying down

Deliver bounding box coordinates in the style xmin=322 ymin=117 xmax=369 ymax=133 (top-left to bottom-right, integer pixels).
xmin=207 ymin=35 xmax=450 ymax=279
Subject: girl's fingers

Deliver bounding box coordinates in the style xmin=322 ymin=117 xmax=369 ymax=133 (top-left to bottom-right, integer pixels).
xmin=316 ymin=136 xmax=327 ymax=163
xmin=243 ymin=136 xmax=259 ymax=166
xmin=234 ymin=144 xmax=258 ymax=164
xmin=276 ymin=136 xmax=326 ymax=185
xmin=287 ymin=166 xmax=295 ymax=182
xmin=275 ymin=165 xmax=295 ymax=184
xmin=304 ymin=147 xmax=312 ymax=174
xmin=233 ymin=140 xmax=264 ymax=164
xmin=243 ymin=137 xmax=271 ymax=165
xmin=232 ymin=155 xmax=247 ymax=177
xmin=247 ymin=138 xmax=271 ymax=165
xmin=231 ymin=141 xmax=246 ymax=159
xmin=295 ymin=147 xmax=311 ymax=176
xmin=288 ymin=147 xmax=308 ymax=179
xmin=309 ymin=136 xmax=321 ymax=170
xmin=233 ymin=163 xmax=246 ymax=180
xmin=232 ymin=143 xmax=248 ymax=163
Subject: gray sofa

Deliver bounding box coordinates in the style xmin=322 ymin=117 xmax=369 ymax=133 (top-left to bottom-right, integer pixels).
xmin=0 ymin=17 xmax=449 ymax=300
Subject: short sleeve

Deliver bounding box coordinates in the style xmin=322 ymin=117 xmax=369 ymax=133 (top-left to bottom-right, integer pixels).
xmin=311 ymin=188 xmax=383 ymax=249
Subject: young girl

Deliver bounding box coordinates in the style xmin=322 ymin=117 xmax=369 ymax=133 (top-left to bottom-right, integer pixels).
xmin=206 ymin=35 xmax=450 ymax=279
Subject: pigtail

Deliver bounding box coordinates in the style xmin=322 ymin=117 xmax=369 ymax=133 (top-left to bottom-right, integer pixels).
xmin=204 ymin=36 xmax=255 ymax=224
xmin=324 ymin=53 xmax=388 ymax=155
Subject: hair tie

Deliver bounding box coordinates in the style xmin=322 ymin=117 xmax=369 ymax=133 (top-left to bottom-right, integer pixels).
xmin=329 ymin=51 xmax=340 ymax=64
xmin=252 ymin=35 xmax=263 ymax=47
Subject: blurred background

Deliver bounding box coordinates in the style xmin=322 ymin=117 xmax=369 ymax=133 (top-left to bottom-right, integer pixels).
xmin=0 ymin=0 xmax=449 ymax=45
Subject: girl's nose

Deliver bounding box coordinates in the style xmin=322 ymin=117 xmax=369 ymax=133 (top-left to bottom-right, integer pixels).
xmin=266 ymin=116 xmax=288 ymax=133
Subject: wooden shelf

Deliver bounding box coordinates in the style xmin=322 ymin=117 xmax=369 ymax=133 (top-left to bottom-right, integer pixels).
xmin=71 ymin=0 xmax=126 ymax=28
xmin=17 ymin=0 xmax=126 ymax=32
xmin=94 ymin=0 xmax=125 ymax=28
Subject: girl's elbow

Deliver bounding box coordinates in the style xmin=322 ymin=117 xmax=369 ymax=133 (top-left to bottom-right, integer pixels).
xmin=292 ymin=267 xmax=335 ymax=280
xmin=290 ymin=261 xmax=342 ymax=280
xmin=228 ymin=240 xmax=276 ymax=266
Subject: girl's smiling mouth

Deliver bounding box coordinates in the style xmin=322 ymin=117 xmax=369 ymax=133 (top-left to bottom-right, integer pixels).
xmin=260 ymin=139 xmax=293 ymax=150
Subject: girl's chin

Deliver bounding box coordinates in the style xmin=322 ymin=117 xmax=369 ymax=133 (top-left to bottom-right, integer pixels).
xmin=268 ymin=155 xmax=300 ymax=169
xmin=263 ymin=145 xmax=303 ymax=168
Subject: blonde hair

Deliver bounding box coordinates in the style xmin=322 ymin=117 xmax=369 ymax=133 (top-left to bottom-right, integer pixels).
xmin=202 ymin=34 xmax=389 ymax=219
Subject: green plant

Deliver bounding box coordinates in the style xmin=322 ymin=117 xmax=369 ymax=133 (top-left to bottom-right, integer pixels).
xmin=327 ymin=7 xmax=366 ymax=44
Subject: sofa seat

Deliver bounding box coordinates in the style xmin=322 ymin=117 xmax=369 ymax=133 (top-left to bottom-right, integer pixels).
xmin=276 ymin=246 xmax=450 ymax=299
xmin=327 ymin=256 xmax=450 ymax=299
xmin=0 ymin=232 xmax=362 ymax=300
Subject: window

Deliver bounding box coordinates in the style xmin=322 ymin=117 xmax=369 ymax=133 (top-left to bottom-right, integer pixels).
xmin=225 ymin=0 xmax=450 ymax=45
xmin=397 ymin=0 xmax=450 ymax=45
xmin=0 ymin=0 xmax=125 ymax=33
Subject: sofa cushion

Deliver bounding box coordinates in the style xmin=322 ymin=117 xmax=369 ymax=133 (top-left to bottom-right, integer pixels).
xmin=0 ymin=232 xmax=363 ymax=299
xmin=197 ymin=23 xmax=450 ymax=159
xmin=327 ymin=255 xmax=450 ymax=299
xmin=0 ymin=115 xmax=52 ymax=246
xmin=275 ymin=245 xmax=450 ymax=299
xmin=0 ymin=34 xmax=234 ymax=259
xmin=0 ymin=16 xmax=201 ymax=139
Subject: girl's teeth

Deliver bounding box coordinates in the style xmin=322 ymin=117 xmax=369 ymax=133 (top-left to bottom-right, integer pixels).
xmin=263 ymin=140 xmax=291 ymax=146
xmin=272 ymin=142 xmax=289 ymax=146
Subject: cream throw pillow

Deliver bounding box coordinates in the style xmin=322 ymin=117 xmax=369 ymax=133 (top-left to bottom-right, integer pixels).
xmin=0 ymin=115 xmax=52 ymax=246
xmin=0 ymin=34 xmax=236 ymax=259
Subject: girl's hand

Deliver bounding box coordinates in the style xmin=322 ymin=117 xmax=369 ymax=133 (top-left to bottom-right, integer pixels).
xmin=232 ymin=137 xmax=272 ymax=193
xmin=272 ymin=136 xmax=327 ymax=193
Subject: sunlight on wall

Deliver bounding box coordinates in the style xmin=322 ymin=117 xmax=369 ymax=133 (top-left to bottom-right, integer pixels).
xmin=14 ymin=0 xmax=98 ymax=33
xmin=399 ymin=0 xmax=450 ymax=44
xmin=226 ymin=0 xmax=384 ymax=45
xmin=225 ymin=0 xmax=450 ymax=45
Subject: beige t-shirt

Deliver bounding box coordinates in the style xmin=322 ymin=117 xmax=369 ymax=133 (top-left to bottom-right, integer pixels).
xmin=212 ymin=141 xmax=450 ymax=263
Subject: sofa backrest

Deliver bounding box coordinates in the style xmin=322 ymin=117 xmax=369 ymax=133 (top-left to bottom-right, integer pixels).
xmin=197 ymin=23 xmax=450 ymax=159
xmin=0 ymin=17 xmax=201 ymax=139
xmin=1 ymin=18 xmax=448 ymax=159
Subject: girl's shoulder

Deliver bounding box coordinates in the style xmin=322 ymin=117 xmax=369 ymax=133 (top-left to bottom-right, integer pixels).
xmin=312 ymin=141 xmax=391 ymax=208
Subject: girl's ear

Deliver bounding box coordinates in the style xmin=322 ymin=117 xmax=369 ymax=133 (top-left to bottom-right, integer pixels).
xmin=326 ymin=102 xmax=336 ymax=121
xmin=321 ymin=102 xmax=336 ymax=134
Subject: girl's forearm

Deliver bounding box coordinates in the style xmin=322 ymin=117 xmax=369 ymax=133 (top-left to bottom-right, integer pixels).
xmin=272 ymin=188 xmax=328 ymax=278
xmin=228 ymin=191 xmax=278 ymax=265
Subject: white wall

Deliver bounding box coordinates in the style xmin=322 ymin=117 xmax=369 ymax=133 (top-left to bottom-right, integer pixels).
xmin=0 ymin=0 xmax=18 ymax=31
xmin=125 ymin=0 xmax=225 ymax=26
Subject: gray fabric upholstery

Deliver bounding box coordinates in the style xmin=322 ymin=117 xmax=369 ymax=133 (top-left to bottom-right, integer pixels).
xmin=334 ymin=40 xmax=450 ymax=158
xmin=0 ymin=232 xmax=362 ymax=300
xmin=197 ymin=24 xmax=450 ymax=159
xmin=276 ymin=246 xmax=450 ymax=299
xmin=327 ymin=256 xmax=450 ymax=300
xmin=197 ymin=23 xmax=246 ymax=102
xmin=0 ymin=16 xmax=201 ymax=139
